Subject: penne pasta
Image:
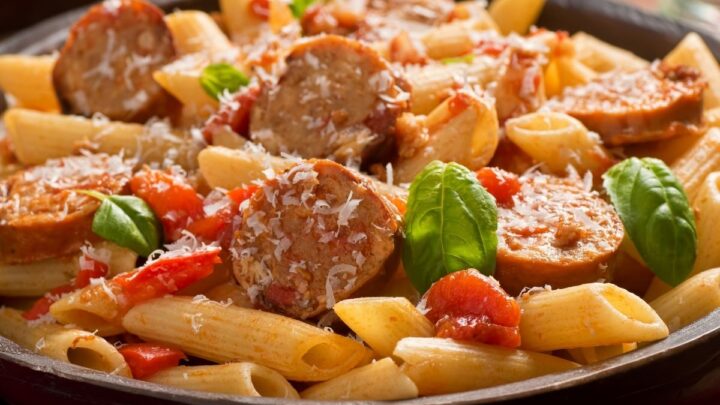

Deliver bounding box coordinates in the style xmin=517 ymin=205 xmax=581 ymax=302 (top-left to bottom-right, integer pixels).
xmin=220 ymin=0 xmax=266 ymax=44
xmin=198 ymin=145 xmax=293 ymax=189
xmin=122 ymin=296 xmax=369 ymax=381
xmin=671 ymin=128 xmax=720 ymax=203
xmin=333 ymin=297 xmax=434 ymax=357
xmin=565 ymin=343 xmax=637 ymax=365
xmin=650 ymin=268 xmax=720 ymax=332
xmin=407 ymin=61 xmax=494 ymax=115
xmin=3 ymin=108 xmax=201 ymax=168
xmin=0 ymin=308 xmax=131 ymax=377
xmin=146 ymin=363 xmax=299 ymax=398
xmin=301 ymin=357 xmax=418 ymax=400
xmin=519 ymin=283 xmax=669 ymax=351
xmin=395 ymin=91 xmax=499 ymax=183
xmin=394 ymin=337 xmax=579 ymax=395
xmin=505 ymin=111 xmax=612 ymax=176
xmin=0 ymin=242 xmax=137 ymax=297
xmin=691 ymin=172 xmax=720 ymax=272
xmin=571 ymin=32 xmax=648 ymax=73
xmin=50 ymin=277 xmax=126 ymax=336
xmin=153 ymin=58 xmax=219 ymax=113
xmin=165 ymin=11 xmax=234 ymax=56
xmin=421 ymin=22 xmax=476 ymax=60
xmin=488 ymin=0 xmax=546 ymax=35
xmin=664 ymin=32 xmax=720 ymax=110
xmin=0 ymin=55 xmax=59 ymax=112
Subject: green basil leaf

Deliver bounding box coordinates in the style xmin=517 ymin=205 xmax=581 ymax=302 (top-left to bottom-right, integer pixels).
xmin=89 ymin=194 xmax=161 ymax=257
xmin=403 ymin=161 xmax=498 ymax=293
xmin=441 ymin=54 xmax=475 ymax=65
xmin=200 ymin=63 xmax=250 ymax=100
xmin=289 ymin=0 xmax=317 ymax=19
xmin=603 ymin=157 xmax=697 ymax=286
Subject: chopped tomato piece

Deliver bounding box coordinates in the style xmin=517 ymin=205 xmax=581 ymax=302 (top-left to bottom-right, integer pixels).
xmin=202 ymin=86 xmax=260 ymax=143
xmin=74 ymin=254 xmax=110 ymax=288
xmin=249 ymin=0 xmax=270 ymax=20
xmin=119 ymin=343 xmax=186 ymax=379
xmin=424 ymin=269 xmax=521 ymax=348
xmin=227 ymin=184 xmax=259 ymax=205
xmin=130 ymin=169 xmax=204 ymax=241
xmin=22 ymin=284 xmax=75 ymax=320
xmin=435 ymin=315 xmax=521 ymax=348
xmin=187 ymin=185 xmax=259 ymax=247
xmin=113 ymin=248 xmax=221 ymax=307
xmin=476 ymin=167 xmax=521 ymax=207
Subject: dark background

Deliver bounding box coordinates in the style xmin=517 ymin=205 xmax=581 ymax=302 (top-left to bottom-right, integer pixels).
xmin=0 ymin=1 xmax=95 ymax=36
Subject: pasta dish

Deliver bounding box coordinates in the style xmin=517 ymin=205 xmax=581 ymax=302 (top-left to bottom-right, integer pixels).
xmin=1 ymin=0 xmax=720 ymax=400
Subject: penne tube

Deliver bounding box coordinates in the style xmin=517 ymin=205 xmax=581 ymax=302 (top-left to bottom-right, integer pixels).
xmin=650 ymin=268 xmax=720 ymax=332
xmin=407 ymin=61 xmax=494 ymax=115
xmin=198 ymin=145 xmax=293 ymax=189
xmin=421 ymin=22 xmax=475 ymax=60
xmin=394 ymin=337 xmax=579 ymax=395
xmin=146 ymin=363 xmax=299 ymax=398
xmin=50 ymin=277 xmax=126 ymax=336
xmin=505 ymin=111 xmax=612 ymax=176
xmin=691 ymin=172 xmax=720 ymax=272
xmin=165 ymin=11 xmax=234 ymax=56
xmin=488 ymin=0 xmax=546 ymax=35
xmin=664 ymin=32 xmax=720 ymax=110
xmin=571 ymin=32 xmax=648 ymax=73
xmin=122 ymin=296 xmax=368 ymax=381
xmin=333 ymin=297 xmax=434 ymax=357
xmin=395 ymin=91 xmax=499 ymax=183
xmin=301 ymin=357 xmax=418 ymax=400
xmin=220 ymin=0 xmax=266 ymax=43
xmin=0 ymin=308 xmax=131 ymax=377
xmin=153 ymin=60 xmax=219 ymax=114
xmin=671 ymin=128 xmax=720 ymax=203
xmin=519 ymin=283 xmax=668 ymax=351
xmin=3 ymin=108 xmax=201 ymax=168
xmin=0 ymin=55 xmax=59 ymax=112
xmin=565 ymin=343 xmax=637 ymax=365
xmin=0 ymin=257 xmax=77 ymax=297
xmin=555 ymin=56 xmax=597 ymax=88
xmin=0 ymin=242 xmax=137 ymax=297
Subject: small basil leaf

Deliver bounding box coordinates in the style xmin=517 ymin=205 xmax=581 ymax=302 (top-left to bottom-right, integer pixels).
xmin=603 ymin=157 xmax=697 ymax=286
xmin=289 ymin=0 xmax=317 ymax=19
xmin=91 ymin=195 xmax=161 ymax=257
xmin=403 ymin=161 xmax=498 ymax=293
xmin=200 ymin=63 xmax=250 ymax=100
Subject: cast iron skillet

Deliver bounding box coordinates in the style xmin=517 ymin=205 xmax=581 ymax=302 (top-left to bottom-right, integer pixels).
xmin=1 ymin=0 xmax=720 ymax=403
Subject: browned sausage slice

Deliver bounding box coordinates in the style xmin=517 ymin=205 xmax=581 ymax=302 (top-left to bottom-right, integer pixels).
xmin=231 ymin=159 xmax=400 ymax=319
xmin=0 ymin=154 xmax=133 ymax=264
xmin=545 ymin=63 xmax=706 ymax=146
xmin=53 ymin=0 xmax=176 ymax=122
xmin=495 ymin=173 xmax=624 ymax=295
xmin=249 ymin=35 xmax=410 ymax=166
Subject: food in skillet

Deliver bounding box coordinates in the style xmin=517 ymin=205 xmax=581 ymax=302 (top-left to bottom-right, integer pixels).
xmin=1 ymin=0 xmax=720 ymax=400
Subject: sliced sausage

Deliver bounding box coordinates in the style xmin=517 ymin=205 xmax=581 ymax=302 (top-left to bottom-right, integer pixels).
xmin=495 ymin=173 xmax=624 ymax=295
xmin=231 ymin=159 xmax=400 ymax=319
xmin=53 ymin=0 xmax=177 ymax=122
xmin=545 ymin=63 xmax=706 ymax=146
xmin=249 ymin=35 xmax=410 ymax=166
xmin=0 ymin=154 xmax=133 ymax=264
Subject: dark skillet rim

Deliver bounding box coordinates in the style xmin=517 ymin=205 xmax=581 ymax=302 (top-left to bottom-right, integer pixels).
xmin=1 ymin=0 xmax=720 ymax=403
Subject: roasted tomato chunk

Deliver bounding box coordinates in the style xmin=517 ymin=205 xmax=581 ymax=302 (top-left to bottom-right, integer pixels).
xmin=424 ymin=269 xmax=521 ymax=348
xmin=119 ymin=343 xmax=186 ymax=379
xmin=476 ymin=167 xmax=521 ymax=207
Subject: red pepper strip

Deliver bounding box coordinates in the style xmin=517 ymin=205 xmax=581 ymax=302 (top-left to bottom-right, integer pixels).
xmin=113 ymin=248 xmax=222 ymax=308
xmin=118 ymin=343 xmax=187 ymax=379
